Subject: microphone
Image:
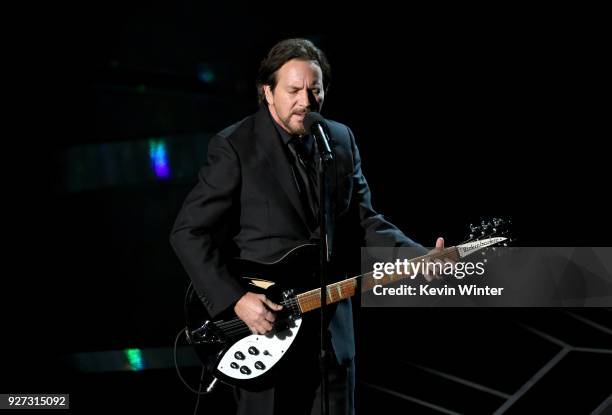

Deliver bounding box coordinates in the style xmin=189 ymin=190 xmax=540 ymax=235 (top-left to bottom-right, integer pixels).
xmin=304 ymin=112 xmax=334 ymax=163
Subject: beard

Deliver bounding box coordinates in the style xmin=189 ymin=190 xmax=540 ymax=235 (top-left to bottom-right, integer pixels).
xmin=280 ymin=110 xmax=308 ymax=136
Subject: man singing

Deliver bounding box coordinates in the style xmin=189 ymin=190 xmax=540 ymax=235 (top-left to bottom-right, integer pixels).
xmin=171 ymin=38 xmax=443 ymax=415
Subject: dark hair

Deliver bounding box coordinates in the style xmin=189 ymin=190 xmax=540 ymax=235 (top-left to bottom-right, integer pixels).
xmin=256 ymin=38 xmax=331 ymax=107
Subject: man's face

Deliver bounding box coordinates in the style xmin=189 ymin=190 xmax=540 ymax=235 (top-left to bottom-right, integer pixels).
xmin=264 ymin=59 xmax=324 ymax=136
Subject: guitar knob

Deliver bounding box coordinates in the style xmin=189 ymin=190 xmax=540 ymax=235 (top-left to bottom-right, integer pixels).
xmin=254 ymin=361 xmax=265 ymax=370
xmin=230 ymin=362 xmax=239 ymax=369
xmin=248 ymin=346 xmax=259 ymax=355
xmin=240 ymin=366 xmax=251 ymax=375
xmin=234 ymin=351 xmax=245 ymax=360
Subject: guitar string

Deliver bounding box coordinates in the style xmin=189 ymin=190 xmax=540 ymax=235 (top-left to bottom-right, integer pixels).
xmin=211 ymin=230 xmax=508 ymax=336
xmin=217 ymin=245 xmax=496 ymax=334
xmin=213 ymin=297 xmax=300 ymax=332
xmin=293 ymin=229 xmax=510 ymax=306
xmin=214 ymin=245 xmax=453 ymax=336
xmin=295 ymin=247 xmax=462 ymax=305
xmin=217 ymin=296 xmax=299 ymax=326
xmin=298 ymin=239 xmax=509 ymax=305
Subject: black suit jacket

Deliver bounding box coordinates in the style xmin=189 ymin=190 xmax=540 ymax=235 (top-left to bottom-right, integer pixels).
xmin=170 ymin=107 xmax=424 ymax=364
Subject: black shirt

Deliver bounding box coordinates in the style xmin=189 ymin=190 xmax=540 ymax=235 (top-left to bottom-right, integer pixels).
xmin=270 ymin=112 xmax=319 ymax=229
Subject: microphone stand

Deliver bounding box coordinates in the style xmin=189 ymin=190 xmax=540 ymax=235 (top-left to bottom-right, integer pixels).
xmin=316 ymin=137 xmax=334 ymax=415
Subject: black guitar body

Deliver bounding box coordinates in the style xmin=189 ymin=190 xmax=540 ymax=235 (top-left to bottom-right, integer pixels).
xmin=184 ymin=244 xmax=321 ymax=389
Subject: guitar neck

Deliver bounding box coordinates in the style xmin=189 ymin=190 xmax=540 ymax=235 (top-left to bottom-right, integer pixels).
xmin=295 ymin=246 xmax=459 ymax=313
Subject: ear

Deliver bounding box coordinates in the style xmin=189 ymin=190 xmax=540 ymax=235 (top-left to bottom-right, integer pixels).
xmin=264 ymin=85 xmax=274 ymax=106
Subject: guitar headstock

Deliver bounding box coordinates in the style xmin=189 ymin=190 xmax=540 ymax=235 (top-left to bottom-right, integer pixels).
xmin=464 ymin=217 xmax=514 ymax=260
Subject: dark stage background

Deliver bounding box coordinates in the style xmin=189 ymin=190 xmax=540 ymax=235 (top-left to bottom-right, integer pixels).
xmin=3 ymin=3 xmax=611 ymax=414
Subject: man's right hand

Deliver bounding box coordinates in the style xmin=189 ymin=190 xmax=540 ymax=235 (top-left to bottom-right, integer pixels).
xmin=234 ymin=292 xmax=283 ymax=335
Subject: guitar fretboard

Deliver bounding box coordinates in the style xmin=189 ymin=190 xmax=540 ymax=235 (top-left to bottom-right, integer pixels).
xmin=295 ymin=246 xmax=460 ymax=313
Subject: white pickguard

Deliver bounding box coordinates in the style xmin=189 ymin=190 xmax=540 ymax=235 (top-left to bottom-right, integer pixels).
xmin=217 ymin=317 xmax=302 ymax=380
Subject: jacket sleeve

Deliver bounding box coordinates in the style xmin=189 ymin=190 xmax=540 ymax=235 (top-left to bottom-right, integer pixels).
xmin=170 ymin=134 xmax=246 ymax=318
xmin=347 ymin=127 xmax=426 ymax=251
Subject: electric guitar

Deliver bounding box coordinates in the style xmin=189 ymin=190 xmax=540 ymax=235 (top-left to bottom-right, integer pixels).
xmin=183 ymin=219 xmax=510 ymax=390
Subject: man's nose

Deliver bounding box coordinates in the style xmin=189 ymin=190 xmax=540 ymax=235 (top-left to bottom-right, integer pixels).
xmin=297 ymin=88 xmax=310 ymax=108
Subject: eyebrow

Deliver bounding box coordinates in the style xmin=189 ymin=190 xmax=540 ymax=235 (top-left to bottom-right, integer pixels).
xmin=288 ymin=84 xmax=322 ymax=90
